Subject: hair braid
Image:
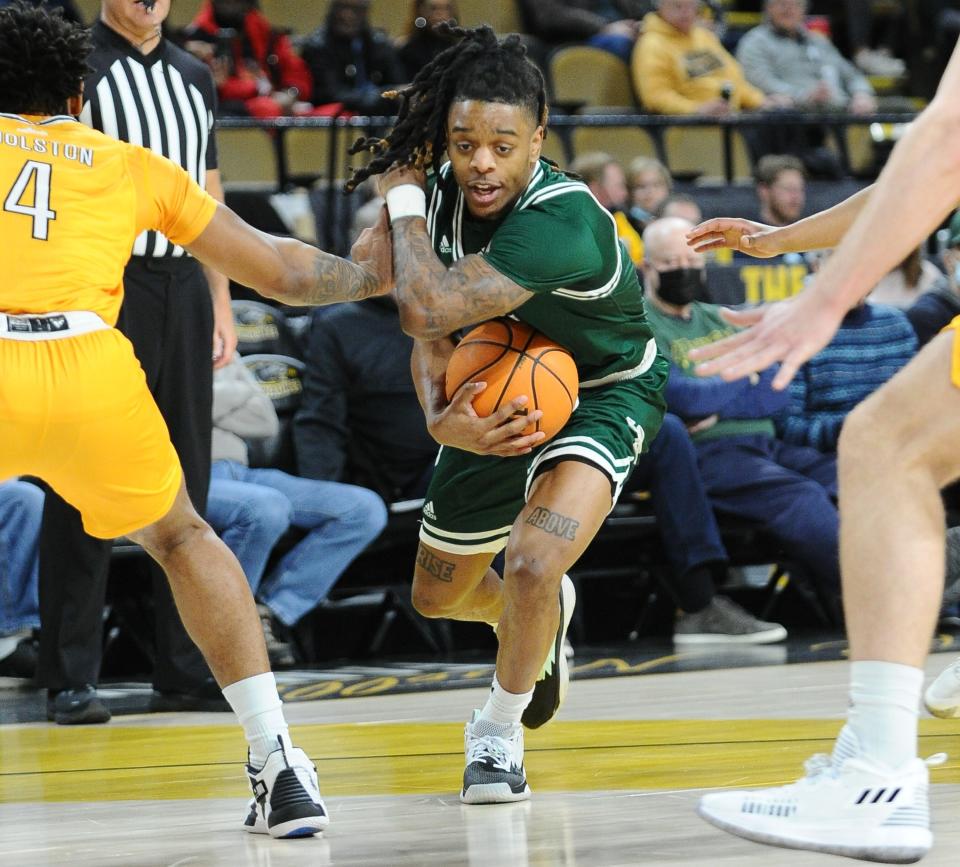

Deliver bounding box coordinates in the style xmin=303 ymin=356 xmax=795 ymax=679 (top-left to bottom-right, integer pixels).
xmin=345 ymin=25 xmax=547 ymax=192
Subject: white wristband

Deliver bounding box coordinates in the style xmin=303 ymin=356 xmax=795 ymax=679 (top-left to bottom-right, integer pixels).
xmin=386 ymin=184 xmax=427 ymax=221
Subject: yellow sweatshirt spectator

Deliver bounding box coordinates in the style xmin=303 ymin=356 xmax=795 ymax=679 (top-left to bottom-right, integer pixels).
xmin=633 ymin=6 xmax=766 ymax=115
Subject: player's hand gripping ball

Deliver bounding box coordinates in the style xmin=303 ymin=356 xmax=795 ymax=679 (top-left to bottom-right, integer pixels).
xmin=445 ymin=318 xmax=578 ymax=443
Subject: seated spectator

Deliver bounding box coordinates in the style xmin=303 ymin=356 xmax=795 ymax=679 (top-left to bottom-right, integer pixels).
xmin=628 ymin=156 xmax=672 ymax=230
xmin=753 ymin=154 xmax=805 ymax=227
xmin=870 ymin=245 xmax=947 ymax=310
xmin=301 ymin=0 xmax=406 ymax=114
xmin=632 ymin=0 xmax=776 ymax=116
xmin=397 ymin=0 xmax=459 ymax=82
xmin=519 ymin=0 xmax=650 ymax=63
xmin=656 ymin=192 xmax=702 ymax=223
xmin=736 ymin=0 xmax=875 ymax=177
xmin=624 ymin=414 xmax=787 ymax=644
xmin=0 ymin=479 xmax=43 ymax=678
xmin=906 ymin=209 xmax=960 ymax=347
xmin=294 ymin=297 xmax=438 ymax=503
xmin=774 ymin=299 xmax=916 ymax=452
xmin=184 ymin=0 xmax=314 ymax=118
xmin=642 ymin=217 xmax=842 ymax=614
xmin=206 ymin=354 xmax=388 ymax=666
xmin=571 ymin=151 xmax=643 ymax=266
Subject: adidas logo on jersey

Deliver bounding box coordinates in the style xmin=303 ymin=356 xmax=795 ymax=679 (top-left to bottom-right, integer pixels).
xmin=439 ymin=235 xmax=452 ymax=254
xmin=423 ymin=501 xmax=437 ymax=520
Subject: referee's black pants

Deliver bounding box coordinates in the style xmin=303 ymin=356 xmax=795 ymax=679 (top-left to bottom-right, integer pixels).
xmin=37 ymin=256 xmax=214 ymax=693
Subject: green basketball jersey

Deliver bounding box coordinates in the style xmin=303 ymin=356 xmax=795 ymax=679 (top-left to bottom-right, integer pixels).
xmin=427 ymin=159 xmax=662 ymax=388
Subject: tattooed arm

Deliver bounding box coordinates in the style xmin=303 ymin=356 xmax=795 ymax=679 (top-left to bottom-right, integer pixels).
xmin=186 ymin=203 xmax=393 ymax=307
xmin=391 ymin=217 xmax=534 ymax=340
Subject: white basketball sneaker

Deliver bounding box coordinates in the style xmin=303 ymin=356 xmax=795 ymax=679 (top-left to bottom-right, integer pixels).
xmin=243 ymin=738 xmax=329 ymax=838
xmin=924 ymin=656 xmax=960 ymax=718
xmin=522 ymin=574 xmax=575 ymax=729
xmin=698 ymin=728 xmax=945 ymax=864
xmin=461 ymin=710 xmax=531 ymax=804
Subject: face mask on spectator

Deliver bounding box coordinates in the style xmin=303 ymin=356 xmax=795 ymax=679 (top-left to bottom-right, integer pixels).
xmin=656 ymin=267 xmax=706 ymax=305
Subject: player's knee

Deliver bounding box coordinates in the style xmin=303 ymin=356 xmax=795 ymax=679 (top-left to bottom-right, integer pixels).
xmin=129 ymin=501 xmax=209 ymax=564
xmin=503 ymin=553 xmax=559 ymax=603
xmin=839 ymin=396 xmax=900 ymax=469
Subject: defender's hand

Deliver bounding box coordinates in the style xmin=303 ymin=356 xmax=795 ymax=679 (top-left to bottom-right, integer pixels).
xmin=687 ymin=218 xmax=782 ymax=258
xmin=351 ymin=207 xmax=394 ymax=295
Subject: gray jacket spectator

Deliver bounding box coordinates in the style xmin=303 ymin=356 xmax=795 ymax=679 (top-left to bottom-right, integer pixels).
xmin=737 ymin=4 xmax=875 ymax=113
xmin=211 ymin=355 xmax=279 ymax=465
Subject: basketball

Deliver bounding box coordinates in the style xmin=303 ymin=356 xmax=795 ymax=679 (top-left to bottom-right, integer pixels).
xmin=445 ymin=318 xmax=578 ymax=443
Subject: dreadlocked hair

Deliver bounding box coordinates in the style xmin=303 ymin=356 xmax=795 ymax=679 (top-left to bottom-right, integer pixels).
xmin=0 ymin=2 xmax=90 ymax=116
xmin=345 ymin=24 xmax=548 ymax=193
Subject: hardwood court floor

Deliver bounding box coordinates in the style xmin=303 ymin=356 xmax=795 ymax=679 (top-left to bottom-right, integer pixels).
xmin=2 ymin=656 xmax=958 ymax=866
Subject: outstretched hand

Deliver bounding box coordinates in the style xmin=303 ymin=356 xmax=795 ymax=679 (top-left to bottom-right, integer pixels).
xmin=430 ymin=382 xmax=546 ymax=457
xmin=351 ymin=206 xmax=394 ymax=295
xmin=688 ymin=291 xmax=846 ymax=390
xmin=686 ymin=218 xmax=781 ymax=258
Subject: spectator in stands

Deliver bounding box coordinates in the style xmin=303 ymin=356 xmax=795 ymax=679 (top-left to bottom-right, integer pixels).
xmin=518 ymin=0 xmax=651 ymax=63
xmin=0 ymin=480 xmax=43 ymax=678
xmin=207 ymin=354 xmax=388 ymax=666
xmin=738 ymin=1 xmax=876 ymax=114
xmin=907 ymin=209 xmax=960 ymax=347
xmin=184 ymin=0 xmax=314 ymax=118
xmin=870 ymin=245 xmax=947 ymax=310
xmin=624 ymin=414 xmax=788 ymax=644
xmin=632 ymin=0 xmax=777 ymax=116
xmin=642 ymin=217 xmax=842 ymax=615
xmin=656 ymin=192 xmax=702 ymax=223
xmin=736 ymin=0 xmax=875 ymax=178
xmin=301 ymin=0 xmax=406 ymax=114
xmin=397 ymin=0 xmax=459 ymax=82
xmin=294 ymin=297 xmax=439 ymax=503
xmin=774 ymin=299 xmax=917 ymax=452
xmin=754 ymin=154 xmax=805 ymax=227
xmin=628 ymin=156 xmax=672 ymax=230
xmin=571 ymin=151 xmax=643 ymax=266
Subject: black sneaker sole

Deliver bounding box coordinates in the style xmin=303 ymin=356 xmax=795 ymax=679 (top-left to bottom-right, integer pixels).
xmin=521 ymin=577 xmax=574 ymax=729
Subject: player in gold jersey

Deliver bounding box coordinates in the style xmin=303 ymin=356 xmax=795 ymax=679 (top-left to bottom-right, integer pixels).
xmin=0 ymin=3 xmax=392 ymax=839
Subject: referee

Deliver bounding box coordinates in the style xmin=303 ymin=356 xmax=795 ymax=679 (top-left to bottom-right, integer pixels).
xmin=38 ymin=0 xmax=238 ymax=722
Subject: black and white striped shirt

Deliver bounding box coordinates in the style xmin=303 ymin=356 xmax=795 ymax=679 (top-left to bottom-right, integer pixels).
xmin=79 ymin=21 xmax=219 ymax=259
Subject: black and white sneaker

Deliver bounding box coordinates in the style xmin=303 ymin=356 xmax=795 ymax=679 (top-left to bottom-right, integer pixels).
xmin=522 ymin=574 xmax=575 ymax=729
xmin=460 ymin=711 xmax=531 ymax=805
xmin=244 ymin=737 xmax=329 ymax=838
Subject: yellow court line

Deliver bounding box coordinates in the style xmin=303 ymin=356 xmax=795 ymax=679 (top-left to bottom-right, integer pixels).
xmin=1 ymin=719 xmax=957 ymax=803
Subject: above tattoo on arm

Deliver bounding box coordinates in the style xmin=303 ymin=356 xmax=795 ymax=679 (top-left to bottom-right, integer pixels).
xmin=417 ymin=545 xmax=457 ymax=582
xmin=525 ymin=507 xmax=580 ymax=541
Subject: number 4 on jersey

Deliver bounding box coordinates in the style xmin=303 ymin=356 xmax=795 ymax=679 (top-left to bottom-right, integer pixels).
xmin=4 ymin=160 xmax=56 ymax=240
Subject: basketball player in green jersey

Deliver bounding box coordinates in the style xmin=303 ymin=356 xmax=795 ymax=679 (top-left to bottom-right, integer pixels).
xmin=347 ymin=25 xmax=668 ymax=804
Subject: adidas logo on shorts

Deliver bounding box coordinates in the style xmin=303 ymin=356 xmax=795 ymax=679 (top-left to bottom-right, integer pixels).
xmin=439 ymin=235 xmax=452 ymax=254
xmin=423 ymin=500 xmax=437 ymax=520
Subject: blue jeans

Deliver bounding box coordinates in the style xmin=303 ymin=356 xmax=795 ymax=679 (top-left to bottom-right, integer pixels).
xmin=207 ymin=461 xmax=388 ymax=626
xmin=0 ymin=480 xmax=43 ymax=635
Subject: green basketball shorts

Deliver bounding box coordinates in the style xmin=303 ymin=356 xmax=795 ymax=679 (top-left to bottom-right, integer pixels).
xmin=419 ymin=359 xmax=667 ymax=555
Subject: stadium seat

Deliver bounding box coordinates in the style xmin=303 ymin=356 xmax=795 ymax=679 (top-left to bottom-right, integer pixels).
xmin=231 ymin=299 xmax=301 ymax=357
xmin=241 ymin=353 xmax=305 ymax=473
xmin=569 ymin=125 xmax=659 ymax=168
xmin=548 ymin=46 xmax=637 ymax=111
xmin=662 ymin=126 xmax=753 ymax=182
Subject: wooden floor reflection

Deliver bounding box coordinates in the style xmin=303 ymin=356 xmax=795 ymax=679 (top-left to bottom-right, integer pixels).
xmin=2 ymin=657 xmax=959 ymax=865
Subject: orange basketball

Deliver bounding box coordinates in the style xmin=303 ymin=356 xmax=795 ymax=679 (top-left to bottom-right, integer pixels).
xmin=445 ymin=318 xmax=579 ymax=443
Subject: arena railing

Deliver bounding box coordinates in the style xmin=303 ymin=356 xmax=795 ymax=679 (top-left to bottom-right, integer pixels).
xmin=215 ymin=110 xmax=917 ymax=251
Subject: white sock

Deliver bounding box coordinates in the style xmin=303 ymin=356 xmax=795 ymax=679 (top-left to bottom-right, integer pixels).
xmin=846 ymin=660 xmax=923 ymax=769
xmin=478 ymin=675 xmax=533 ymax=727
xmin=222 ymin=671 xmax=291 ymax=768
